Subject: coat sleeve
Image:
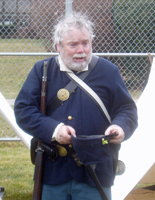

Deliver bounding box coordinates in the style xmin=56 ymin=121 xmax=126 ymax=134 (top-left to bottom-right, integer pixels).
xmin=109 ymin=67 xmax=138 ymax=140
xmin=14 ymin=61 xmax=61 ymax=145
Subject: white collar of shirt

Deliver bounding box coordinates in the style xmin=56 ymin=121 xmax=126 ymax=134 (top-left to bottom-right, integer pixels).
xmin=58 ymin=56 xmax=88 ymax=73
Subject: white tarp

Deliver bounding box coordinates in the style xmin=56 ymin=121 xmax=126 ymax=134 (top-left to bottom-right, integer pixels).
xmin=0 ymin=92 xmax=32 ymax=149
xmin=112 ymin=57 xmax=155 ymax=199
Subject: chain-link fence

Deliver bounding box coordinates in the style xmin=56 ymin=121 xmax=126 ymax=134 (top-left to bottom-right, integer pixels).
xmin=0 ymin=0 xmax=154 ymax=139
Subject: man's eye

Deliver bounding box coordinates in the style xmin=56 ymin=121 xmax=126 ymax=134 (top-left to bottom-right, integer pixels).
xmin=83 ymin=42 xmax=88 ymax=46
xmin=69 ymin=43 xmax=76 ymax=47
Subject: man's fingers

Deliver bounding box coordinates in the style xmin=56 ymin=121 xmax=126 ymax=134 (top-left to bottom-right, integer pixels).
xmin=57 ymin=125 xmax=76 ymax=144
xmin=105 ymin=124 xmax=125 ymax=144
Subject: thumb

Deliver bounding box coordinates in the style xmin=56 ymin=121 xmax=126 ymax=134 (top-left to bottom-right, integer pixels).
xmin=66 ymin=126 xmax=76 ymax=137
xmin=105 ymin=125 xmax=115 ymax=136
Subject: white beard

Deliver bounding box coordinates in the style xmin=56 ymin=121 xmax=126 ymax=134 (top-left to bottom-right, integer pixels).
xmin=60 ymin=51 xmax=92 ymax=71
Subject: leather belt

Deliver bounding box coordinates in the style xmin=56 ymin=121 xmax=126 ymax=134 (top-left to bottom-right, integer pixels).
xmin=41 ymin=142 xmax=75 ymax=159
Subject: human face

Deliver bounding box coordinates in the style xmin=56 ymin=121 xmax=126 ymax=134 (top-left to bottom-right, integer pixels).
xmin=57 ymin=27 xmax=92 ymax=71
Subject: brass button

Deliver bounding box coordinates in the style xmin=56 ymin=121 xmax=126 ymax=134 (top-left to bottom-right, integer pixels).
xmin=68 ymin=116 xmax=73 ymax=120
xmin=68 ymin=144 xmax=72 ymax=148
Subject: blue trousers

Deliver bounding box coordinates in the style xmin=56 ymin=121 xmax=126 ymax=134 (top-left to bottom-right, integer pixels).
xmin=41 ymin=179 xmax=111 ymax=200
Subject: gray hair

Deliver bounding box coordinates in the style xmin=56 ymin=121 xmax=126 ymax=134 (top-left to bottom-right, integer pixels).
xmin=53 ymin=12 xmax=95 ymax=48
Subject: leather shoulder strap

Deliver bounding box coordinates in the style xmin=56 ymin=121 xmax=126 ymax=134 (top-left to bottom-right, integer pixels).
xmin=46 ymin=55 xmax=99 ymax=116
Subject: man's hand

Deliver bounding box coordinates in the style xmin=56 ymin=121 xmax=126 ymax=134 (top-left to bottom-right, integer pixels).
xmin=57 ymin=125 xmax=76 ymax=144
xmin=105 ymin=124 xmax=125 ymax=144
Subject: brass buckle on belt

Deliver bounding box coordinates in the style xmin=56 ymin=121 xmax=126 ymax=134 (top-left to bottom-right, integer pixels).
xmin=56 ymin=145 xmax=67 ymax=156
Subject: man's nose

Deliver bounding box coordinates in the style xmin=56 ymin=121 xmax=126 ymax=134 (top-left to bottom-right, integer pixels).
xmin=76 ymin=44 xmax=84 ymax=53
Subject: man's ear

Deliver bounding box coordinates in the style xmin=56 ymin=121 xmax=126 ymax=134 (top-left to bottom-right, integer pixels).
xmin=55 ymin=43 xmax=60 ymax=52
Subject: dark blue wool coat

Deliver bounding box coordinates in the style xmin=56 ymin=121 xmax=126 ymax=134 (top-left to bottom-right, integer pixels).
xmin=14 ymin=56 xmax=138 ymax=187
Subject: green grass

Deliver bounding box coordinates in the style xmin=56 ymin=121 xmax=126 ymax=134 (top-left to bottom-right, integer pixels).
xmin=0 ymin=39 xmax=50 ymax=99
xmin=0 ymin=40 xmax=42 ymax=199
xmin=0 ymin=142 xmax=34 ymax=200
xmin=0 ymin=38 xmax=45 ymax=52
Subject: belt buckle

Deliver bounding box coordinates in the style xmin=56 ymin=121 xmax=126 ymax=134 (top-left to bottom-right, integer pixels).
xmin=56 ymin=145 xmax=67 ymax=156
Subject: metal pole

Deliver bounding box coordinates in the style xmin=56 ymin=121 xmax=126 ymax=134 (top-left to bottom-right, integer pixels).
xmin=2 ymin=0 xmax=5 ymax=26
xmin=0 ymin=52 xmax=155 ymax=57
xmin=65 ymin=0 xmax=72 ymax=17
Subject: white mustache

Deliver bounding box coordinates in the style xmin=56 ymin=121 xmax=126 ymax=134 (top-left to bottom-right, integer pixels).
xmin=73 ymin=53 xmax=86 ymax=58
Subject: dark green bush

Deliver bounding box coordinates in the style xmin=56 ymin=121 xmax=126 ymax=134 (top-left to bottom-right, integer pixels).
xmin=0 ymin=25 xmax=17 ymax=37
xmin=113 ymin=1 xmax=154 ymax=53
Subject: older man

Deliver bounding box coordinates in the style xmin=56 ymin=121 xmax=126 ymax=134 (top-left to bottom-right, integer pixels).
xmin=14 ymin=13 xmax=138 ymax=200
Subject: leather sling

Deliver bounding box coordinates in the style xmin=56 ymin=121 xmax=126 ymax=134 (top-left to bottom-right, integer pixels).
xmin=46 ymin=54 xmax=99 ymax=116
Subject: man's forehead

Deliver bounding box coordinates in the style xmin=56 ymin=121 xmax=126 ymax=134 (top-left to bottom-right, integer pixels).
xmin=62 ymin=27 xmax=91 ymax=41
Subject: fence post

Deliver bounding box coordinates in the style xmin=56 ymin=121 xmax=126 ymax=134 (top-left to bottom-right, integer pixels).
xmin=65 ymin=0 xmax=72 ymax=17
